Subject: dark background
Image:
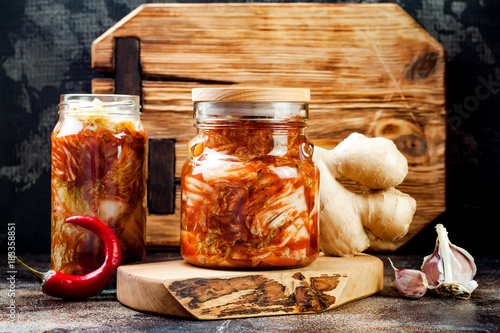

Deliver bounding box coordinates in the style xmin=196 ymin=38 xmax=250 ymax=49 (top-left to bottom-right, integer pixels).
xmin=1 ymin=0 xmax=499 ymax=257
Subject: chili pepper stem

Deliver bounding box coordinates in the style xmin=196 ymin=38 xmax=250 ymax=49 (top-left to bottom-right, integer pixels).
xmin=15 ymin=257 xmax=48 ymax=285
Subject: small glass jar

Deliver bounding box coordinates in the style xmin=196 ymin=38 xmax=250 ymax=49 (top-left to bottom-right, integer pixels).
xmin=51 ymin=94 xmax=148 ymax=275
xmin=181 ymin=88 xmax=319 ymax=269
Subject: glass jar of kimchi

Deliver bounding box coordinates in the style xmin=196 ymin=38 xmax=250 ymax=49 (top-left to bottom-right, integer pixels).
xmin=51 ymin=94 xmax=147 ymax=275
xmin=181 ymin=88 xmax=319 ymax=269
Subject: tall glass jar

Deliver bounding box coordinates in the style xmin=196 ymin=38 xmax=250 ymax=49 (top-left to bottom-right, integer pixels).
xmin=51 ymin=94 xmax=148 ymax=275
xmin=181 ymin=88 xmax=319 ymax=269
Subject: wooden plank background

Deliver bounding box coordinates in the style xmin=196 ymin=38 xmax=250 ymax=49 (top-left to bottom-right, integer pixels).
xmin=91 ymin=3 xmax=446 ymax=252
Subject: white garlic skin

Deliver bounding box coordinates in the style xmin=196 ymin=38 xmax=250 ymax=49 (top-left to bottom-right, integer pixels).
xmin=389 ymin=259 xmax=428 ymax=299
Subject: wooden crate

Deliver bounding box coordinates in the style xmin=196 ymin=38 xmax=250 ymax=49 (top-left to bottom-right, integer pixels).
xmin=91 ymin=3 xmax=446 ymax=251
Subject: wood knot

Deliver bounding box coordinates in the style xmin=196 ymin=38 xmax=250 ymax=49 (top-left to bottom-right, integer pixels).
xmin=294 ymin=286 xmax=323 ymax=312
xmin=394 ymin=134 xmax=428 ymax=157
xmin=371 ymin=118 xmax=429 ymax=162
xmin=380 ymin=123 xmax=400 ymax=136
xmin=407 ymin=51 xmax=439 ymax=80
xmin=310 ymin=276 xmax=340 ymax=292
xmin=292 ymin=272 xmax=306 ymax=280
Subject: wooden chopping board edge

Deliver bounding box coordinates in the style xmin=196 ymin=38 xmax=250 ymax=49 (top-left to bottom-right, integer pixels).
xmin=117 ymin=254 xmax=384 ymax=320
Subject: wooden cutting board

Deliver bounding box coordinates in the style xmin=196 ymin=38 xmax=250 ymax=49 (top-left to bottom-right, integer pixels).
xmin=91 ymin=3 xmax=446 ymax=251
xmin=116 ymin=254 xmax=383 ymax=320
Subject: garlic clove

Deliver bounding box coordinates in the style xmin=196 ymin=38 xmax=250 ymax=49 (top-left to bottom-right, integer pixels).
xmin=388 ymin=258 xmax=428 ymax=299
xmin=421 ymin=224 xmax=478 ymax=299
xmin=448 ymin=244 xmax=477 ymax=282
xmin=421 ymin=248 xmax=441 ymax=289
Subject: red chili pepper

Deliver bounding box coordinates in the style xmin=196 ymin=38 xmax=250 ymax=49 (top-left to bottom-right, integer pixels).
xmin=16 ymin=216 xmax=122 ymax=299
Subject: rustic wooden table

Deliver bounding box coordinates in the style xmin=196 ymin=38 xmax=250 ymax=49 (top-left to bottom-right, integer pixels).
xmin=2 ymin=253 xmax=499 ymax=332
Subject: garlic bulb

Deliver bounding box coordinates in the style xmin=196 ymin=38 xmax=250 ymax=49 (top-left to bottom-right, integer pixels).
xmin=388 ymin=258 xmax=428 ymax=299
xmin=421 ymin=224 xmax=478 ymax=299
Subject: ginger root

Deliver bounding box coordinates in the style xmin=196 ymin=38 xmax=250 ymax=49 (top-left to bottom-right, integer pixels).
xmin=313 ymin=132 xmax=417 ymax=257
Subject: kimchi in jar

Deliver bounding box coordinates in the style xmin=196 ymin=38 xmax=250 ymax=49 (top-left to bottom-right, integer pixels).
xmin=181 ymin=88 xmax=319 ymax=269
xmin=51 ymin=94 xmax=147 ymax=275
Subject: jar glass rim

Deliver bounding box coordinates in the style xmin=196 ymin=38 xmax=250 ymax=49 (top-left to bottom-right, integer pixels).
xmin=194 ymin=101 xmax=308 ymax=121
xmin=59 ymin=94 xmax=141 ymax=114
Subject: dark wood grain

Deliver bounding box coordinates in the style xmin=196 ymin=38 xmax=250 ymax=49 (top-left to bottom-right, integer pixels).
xmin=114 ymin=37 xmax=141 ymax=96
xmin=148 ymin=139 xmax=176 ymax=214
